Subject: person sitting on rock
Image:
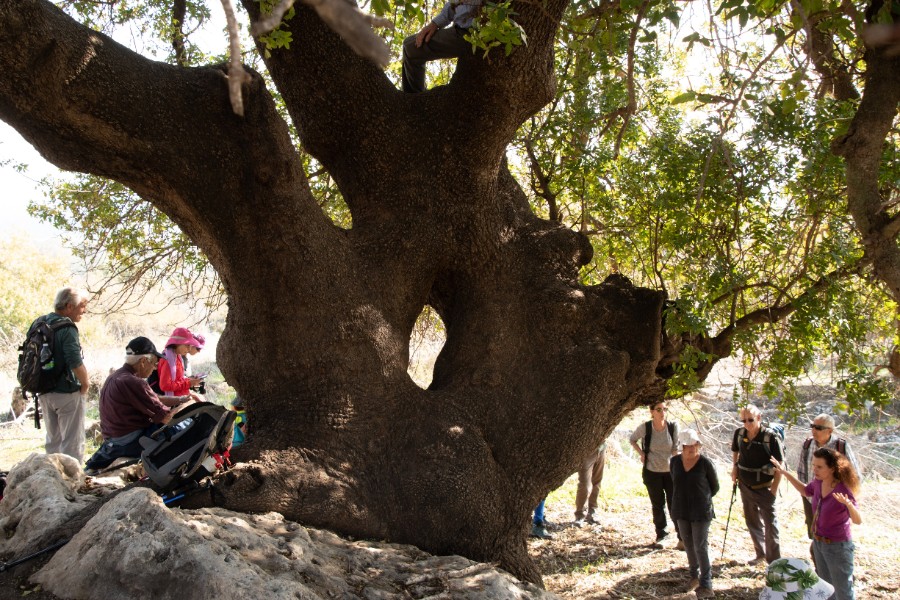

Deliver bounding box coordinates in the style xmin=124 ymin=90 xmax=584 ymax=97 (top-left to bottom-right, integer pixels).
xmin=84 ymin=337 xmax=199 ymax=475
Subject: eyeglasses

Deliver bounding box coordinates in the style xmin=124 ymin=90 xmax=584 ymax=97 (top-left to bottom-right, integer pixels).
xmin=811 ymin=424 xmax=831 ymax=431
xmin=740 ymin=418 xmax=755 ymax=423
xmin=653 ymin=407 xmax=667 ymax=412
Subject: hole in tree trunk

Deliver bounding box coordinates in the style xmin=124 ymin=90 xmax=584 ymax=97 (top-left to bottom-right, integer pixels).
xmin=309 ymin=163 xmax=352 ymax=229
xmin=408 ymin=306 xmax=446 ymax=389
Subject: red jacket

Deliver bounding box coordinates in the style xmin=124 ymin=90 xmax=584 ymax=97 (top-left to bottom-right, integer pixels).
xmin=157 ymin=353 xmax=190 ymax=396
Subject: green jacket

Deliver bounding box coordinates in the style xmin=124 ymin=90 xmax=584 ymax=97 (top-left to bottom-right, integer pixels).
xmin=44 ymin=313 xmax=83 ymax=394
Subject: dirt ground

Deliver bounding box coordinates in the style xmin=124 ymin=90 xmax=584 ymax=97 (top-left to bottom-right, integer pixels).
xmin=531 ymin=460 xmax=900 ymax=599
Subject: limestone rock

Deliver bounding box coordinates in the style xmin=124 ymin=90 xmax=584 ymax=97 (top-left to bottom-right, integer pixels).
xmin=0 ymin=453 xmax=95 ymax=556
xmin=12 ymin=467 xmax=556 ymax=600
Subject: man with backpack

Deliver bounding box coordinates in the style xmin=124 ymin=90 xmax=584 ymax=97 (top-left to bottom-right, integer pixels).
xmin=84 ymin=337 xmax=199 ymax=474
xmin=26 ymin=288 xmax=90 ymax=463
xmin=731 ymin=404 xmax=784 ymax=565
xmin=797 ymin=414 xmax=860 ymax=539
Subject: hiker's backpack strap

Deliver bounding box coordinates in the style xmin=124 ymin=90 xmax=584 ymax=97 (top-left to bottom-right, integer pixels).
xmin=667 ymin=420 xmax=675 ymax=442
xmin=834 ymin=437 xmax=847 ymax=455
xmin=735 ymin=427 xmax=748 ymax=452
xmin=801 ymin=437 xmax=813 ymax=461
xmin=642 ymin=421 xmax=652 ymax=456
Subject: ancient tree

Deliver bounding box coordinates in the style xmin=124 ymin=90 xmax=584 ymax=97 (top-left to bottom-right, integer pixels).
xmin=0 ymin=0 xmax=666 ymax=582
xmin=3 ymin=0 xmax=899 ymax=583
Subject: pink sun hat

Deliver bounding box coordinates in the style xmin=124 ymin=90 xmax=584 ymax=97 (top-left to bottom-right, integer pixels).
xmin=165 ymin=327 xmax=205 ymax=349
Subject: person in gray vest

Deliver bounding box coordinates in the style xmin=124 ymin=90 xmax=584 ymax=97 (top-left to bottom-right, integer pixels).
xmin=731 ymin=404 xmax=783 ymax=565
xmin=401 ymin=0 xmax=482 ymax=93
xmin=798 ymin=414 xmax=860 ymax=539
xmin=33 ymin=287 xmax=90 ymax=463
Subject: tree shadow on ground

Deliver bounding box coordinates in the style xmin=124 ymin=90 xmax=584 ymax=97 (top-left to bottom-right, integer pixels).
xmin=607 ymin=565 xmax=759 ymax=599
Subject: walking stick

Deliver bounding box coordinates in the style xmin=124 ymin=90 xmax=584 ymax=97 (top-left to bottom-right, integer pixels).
xmin=0 ymin=539 xmax=68 ymax=573
xmin=721 ymin=481 xmax=738 ymax=560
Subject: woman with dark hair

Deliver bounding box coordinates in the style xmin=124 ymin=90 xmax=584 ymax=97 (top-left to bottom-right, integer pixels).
xmin=629 ymin=400 xmax=680 ymax=545
xmin=771 ymin=447 xmax=862 ymax=600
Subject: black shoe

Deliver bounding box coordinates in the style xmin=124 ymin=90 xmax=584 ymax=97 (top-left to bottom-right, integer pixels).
xmin=531 ymin=524 xmax=554 ymax=539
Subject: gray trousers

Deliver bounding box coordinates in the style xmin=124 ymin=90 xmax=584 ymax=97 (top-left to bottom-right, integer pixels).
xmin=677 ymin=519 xmax=713 ymax=589
xmin=401 ymin=26 xmax=470 ymax=93
xmin=739 ymin=481 xmax=781 ymax=563
xmin=813 ymin=539 xmax=855 ymax=600
xmin=40 ymin=390 xmax=85 ymax=463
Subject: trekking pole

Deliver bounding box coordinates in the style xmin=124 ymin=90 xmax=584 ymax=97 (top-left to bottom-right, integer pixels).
xmin=0 ymin=539 xmax=68 ymax=573
xmin=161 ymin=479 xmax=212 ymax=506
xmin=721 ymin=481 xmax=738 ymax=560
xmin=89 ymin=458 xmax=142 ymax=477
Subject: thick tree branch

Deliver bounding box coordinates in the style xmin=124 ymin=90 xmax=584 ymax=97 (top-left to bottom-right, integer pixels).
xmin=172 ymin=0 xmax=187 ymax=67
xmin=659 ymin=261 xmax=867 ymax=384
xmin=832 ymin=47 xmax=900 ymax=302
xmin=792 ymin=1 xmax=860 ymax=100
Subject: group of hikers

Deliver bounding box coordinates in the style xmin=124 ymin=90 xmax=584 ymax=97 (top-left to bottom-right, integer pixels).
xmin=14 ymin=288 xmax=862 ymax=598
xmin=20 ymin=287 xmax=247 ymax=478
xmin=534 ymin=400 xmax=861 ymax=599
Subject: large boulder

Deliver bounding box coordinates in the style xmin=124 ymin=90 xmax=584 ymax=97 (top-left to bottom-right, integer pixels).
xmin=0 ymin=453 xmax=96 ymax=556
xmin=5 ymin=457 xmax=555 ymax=599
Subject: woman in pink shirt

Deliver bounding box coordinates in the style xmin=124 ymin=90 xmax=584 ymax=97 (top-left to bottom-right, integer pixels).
xmin=771 ymin=447 xmax=861 ymax=600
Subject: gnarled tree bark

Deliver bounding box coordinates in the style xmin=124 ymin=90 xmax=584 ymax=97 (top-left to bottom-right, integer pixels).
xmin=0 ymin=0 xmax=667 ymax=583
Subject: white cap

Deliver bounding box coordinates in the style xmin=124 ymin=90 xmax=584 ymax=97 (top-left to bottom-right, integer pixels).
xmin=679 ymin=429 xmax=701 ymax=446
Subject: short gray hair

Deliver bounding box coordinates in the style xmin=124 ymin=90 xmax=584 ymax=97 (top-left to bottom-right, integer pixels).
xmin=814 ymin=414 xmax=836 ymax=429
xmin=740 ymin=404 xmax=762 ymax=417
xmin=125 ymin=354 xmax=153 ymax=365
xmin=54 ymin=287 xmax=90 ymax=311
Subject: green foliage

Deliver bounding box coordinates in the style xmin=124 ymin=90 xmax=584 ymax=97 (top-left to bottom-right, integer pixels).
xmin=32 ymin=0 xmax=900 ymax=418
xmin=29 ymin=175 xmax=222 ymax=315
xmin=464 ymin=1 xmax=527 ymax=57
xmin=256 ymin=0 xmax=296 ymax=55
xmin=0 ymin=236 xmax=70 ymax=340
xmin=59 ymin=0 xmax=213 ymax=64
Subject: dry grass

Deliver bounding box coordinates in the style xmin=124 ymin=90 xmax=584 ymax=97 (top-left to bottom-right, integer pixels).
xmin=531 ymin=453 xmax=900 ymax=599
xmin=0 ymin=419 xmax=45 ymax=471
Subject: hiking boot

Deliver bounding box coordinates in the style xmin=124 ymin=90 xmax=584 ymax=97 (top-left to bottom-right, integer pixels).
xmin=585 ymin=514 xmax=598 ymax=524
xmin=747 ymin=555 xmax=766 ymax=566
xmin=655 ymin=531 xmax=669 ymax=543
xmin=695 ymin=586 xmax=715 ymax=598
xmin=676 ymin=539 xmax=685 ymax=551
xmin=572 ymin=518 xmax=588 ymax=528
xmin=530 ymin=523 xmax=554 ymax=539
xmin=685 ymin=578 xmax=700 ymax=592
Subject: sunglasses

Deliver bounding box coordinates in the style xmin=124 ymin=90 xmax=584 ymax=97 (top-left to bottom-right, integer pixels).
xmin=740 ymin=418 xmax=755 ymax=423
xmin=810 ymin=424 xmax=831 ymax=431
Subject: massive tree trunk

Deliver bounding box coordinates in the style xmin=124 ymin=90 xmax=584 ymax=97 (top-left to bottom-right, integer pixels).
xmin=0 ymin=0 xmax=667 ymax=583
